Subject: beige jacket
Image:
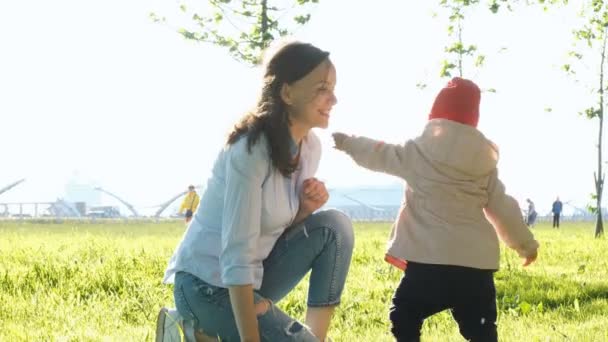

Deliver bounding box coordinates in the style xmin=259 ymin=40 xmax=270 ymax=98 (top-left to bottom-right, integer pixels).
xmin=341 ymin=119 xmax=539 ymax=270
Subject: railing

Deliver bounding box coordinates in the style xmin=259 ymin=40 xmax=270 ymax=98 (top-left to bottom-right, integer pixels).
xmin=2 ymin=204 xmax=606 ymax=224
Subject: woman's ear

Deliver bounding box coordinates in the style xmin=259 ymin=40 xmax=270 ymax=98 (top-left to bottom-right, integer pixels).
xmin=280 ymin=83 xmax=292 ymax=106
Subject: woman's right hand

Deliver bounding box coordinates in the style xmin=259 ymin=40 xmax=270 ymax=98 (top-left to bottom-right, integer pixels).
xmin=523 ymin=249 xmax=538 ymax=267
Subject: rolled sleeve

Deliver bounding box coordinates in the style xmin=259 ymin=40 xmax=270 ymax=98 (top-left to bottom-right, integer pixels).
xmin=220 ymin=138 xmax=269 ymax=287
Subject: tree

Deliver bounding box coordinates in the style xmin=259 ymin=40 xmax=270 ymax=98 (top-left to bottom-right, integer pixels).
xmin=438 ymin=0 xmax=485 ymax=79
xmin=563 ymin=0 xmax=608 ymax=237
xmin=150 ymin=0 xmax=320 ymax=66
xmin=436 ymin=0 xmax=565 ymax=80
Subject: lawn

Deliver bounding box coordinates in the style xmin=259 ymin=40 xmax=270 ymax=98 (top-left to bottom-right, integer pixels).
xmin=1 ymin=220 xmax=606 ymax=341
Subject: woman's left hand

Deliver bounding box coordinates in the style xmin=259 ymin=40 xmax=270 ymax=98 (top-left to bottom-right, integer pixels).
xmin=299 ymin=178 xmax=329 ymax=215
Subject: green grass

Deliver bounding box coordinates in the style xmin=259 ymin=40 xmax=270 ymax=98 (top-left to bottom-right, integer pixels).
xmin=1 ymin=220 xmax=607 ymax=341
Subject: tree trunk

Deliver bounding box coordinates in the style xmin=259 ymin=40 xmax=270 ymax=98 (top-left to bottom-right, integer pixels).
xmin=260 ymin=0 xmax=269 ymax=49
xmin=457 ymin=17 xmax=463 ymax=77
xmin=595 ymin=28 xmax=607 ymax=238
xmin=595 ymin=172 xmax=603 ymax=237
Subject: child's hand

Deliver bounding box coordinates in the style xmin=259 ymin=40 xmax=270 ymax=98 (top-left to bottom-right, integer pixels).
xmin=523 ymin=250 xmax=538 ymax=267
xmin=332 ymin=132 xmax=349 ymax=150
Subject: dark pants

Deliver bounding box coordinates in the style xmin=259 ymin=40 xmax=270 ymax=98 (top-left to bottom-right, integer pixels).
xmin=526 ymin=211 xmax=537 ymax=227
xmin=389 ymin=262 xmax=497 ymax=342
xmin=185 ymin=209 xmax=193 ymax=223
xmin=553 ymin=213 xmax=560 ymax=228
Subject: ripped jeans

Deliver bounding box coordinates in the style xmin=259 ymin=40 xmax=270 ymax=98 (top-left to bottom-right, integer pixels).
xmin=173 ymin=209 xmax=355 ymax=341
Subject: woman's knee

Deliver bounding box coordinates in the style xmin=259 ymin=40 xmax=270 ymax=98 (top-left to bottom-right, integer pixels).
xmin=315 ymin=209 xmax=354 ymax=248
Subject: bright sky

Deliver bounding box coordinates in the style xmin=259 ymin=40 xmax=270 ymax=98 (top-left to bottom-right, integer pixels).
xmin=0 ymin=0 xmax=600 ymax=215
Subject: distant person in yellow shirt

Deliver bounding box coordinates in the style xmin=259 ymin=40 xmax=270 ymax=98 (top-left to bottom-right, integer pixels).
xmin=179 ymin=185 xmax=200 ymax=223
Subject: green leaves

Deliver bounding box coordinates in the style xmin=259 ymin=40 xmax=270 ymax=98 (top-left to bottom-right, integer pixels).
xmin=155 ymin=0 xmax=320 ymax=66
xmin=148 ymin=12 xmax=165 ymax=24
xmin=436 ymin=0 xmax=566 ymax=81
xmin=445 ymin=41 xmax=478 ymax=55
xmin=416 ymin=82 xmax=428 ymax=90
xmin=499 ymin=294 xmax=540 ymax=317
xmin=177 ymin=28 xmax=197 ymax=40
xmin=519 ymin=301 xmax=533 ymax=315
xmin=568 ymin=50 xmax=583 ymax=59
xmin=294 ymin=14 xmax=311 ymax=24
xmin=437 ymin=1 xmax=483 ymax=78
xmin=581 ymin=106 xmax=601 ymax=119
xmin=440 ymin=60 xmax=458 ymax=77
xmin=588 ymin=193 xmax=599 ymax=213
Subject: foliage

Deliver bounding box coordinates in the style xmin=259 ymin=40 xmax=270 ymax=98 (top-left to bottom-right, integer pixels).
xmin=150 ymin=0 xmax=320 ymax=65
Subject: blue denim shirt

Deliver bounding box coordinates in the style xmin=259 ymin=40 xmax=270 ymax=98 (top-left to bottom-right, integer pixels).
xmin=163 ymin=131 xmax=321 ymax=289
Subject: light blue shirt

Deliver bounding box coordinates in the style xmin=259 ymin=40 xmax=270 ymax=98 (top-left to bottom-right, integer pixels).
xmin=163 ymin=131 xmax=321 ymax=289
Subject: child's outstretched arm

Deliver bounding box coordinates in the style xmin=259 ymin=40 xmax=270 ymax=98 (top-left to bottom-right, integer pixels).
xmin=483 ymin=169 xmax=539 ymax=266
xmin=332 ymin=132 xmax=412 ymax=179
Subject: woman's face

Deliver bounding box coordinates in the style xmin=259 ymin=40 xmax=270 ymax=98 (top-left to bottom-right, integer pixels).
xmin=282 ymin=59 xmax=337 ymax=130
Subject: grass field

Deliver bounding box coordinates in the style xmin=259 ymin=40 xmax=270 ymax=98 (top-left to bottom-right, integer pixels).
xmin=1 ymin=220 xmax=607 ymax=341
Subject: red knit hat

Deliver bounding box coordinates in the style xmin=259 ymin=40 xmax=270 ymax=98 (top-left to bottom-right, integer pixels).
xmin=429 ymin=77 xmax=480 ymax=127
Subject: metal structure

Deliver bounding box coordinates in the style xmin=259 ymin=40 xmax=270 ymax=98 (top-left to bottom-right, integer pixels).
xmin=564 ymin=201 xmax=590 ymax=216
xmin=0 ymin=200 xmax=81 ymax=218
xmin=47 ymin=199 xmax=82 ymax=217
xmin=338 ymin=193 xmax=386 ymax=212
xmin=0 ymin=179 xmax=25 ymax=197
xmin=93 ymin=187 xmax=139 ymax=217
xmin=325 ymin=187 xmax=400 ymax=221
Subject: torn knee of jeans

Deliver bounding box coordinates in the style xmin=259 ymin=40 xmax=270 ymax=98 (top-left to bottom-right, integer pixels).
xmin=285 ymin=321 xmax=305 ymax=335
xmin=283 ymin=321 xmax=316 ymax=339
xmin=193 ymin=283 xmax=214 ymax=296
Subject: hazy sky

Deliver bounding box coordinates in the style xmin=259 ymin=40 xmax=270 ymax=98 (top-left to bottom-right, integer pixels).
xmin=0 ymin=0 xmax=600 ymax=215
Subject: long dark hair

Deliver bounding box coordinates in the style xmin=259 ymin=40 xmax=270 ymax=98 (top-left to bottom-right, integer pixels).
xmin=227 ymin=42 xmax=330 ymax=176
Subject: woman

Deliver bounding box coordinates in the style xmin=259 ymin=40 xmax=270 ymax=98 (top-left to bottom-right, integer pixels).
xmin=157 ymin=41 xmax=354 ymax=342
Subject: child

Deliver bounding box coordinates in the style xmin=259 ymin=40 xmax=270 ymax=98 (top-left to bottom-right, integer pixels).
xmin=332 ymin=77 xmax=538 ymax=342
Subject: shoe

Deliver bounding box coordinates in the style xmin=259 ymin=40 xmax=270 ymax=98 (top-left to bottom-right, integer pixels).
xmin=155 ymin=307 xmax=184 ymax=342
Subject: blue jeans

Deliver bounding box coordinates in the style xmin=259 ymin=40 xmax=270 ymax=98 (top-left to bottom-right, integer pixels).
xmin=173 ymin=209 xmax=354 ymax=341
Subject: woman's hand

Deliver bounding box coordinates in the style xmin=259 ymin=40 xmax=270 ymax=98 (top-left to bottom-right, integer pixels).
xmin=298 ymin=178 xmax=329 ymax=217
xmin=523 ymin=249 xmax=538 ymax=267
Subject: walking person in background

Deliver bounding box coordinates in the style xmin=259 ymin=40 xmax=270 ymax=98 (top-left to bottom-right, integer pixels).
xmin=552 ymin=196 xmax=563 ymax=228
xmin=526 ymin=198 xmax=537 ymax=227
xmin=179 ymin=185 xmax=200 ymax=224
